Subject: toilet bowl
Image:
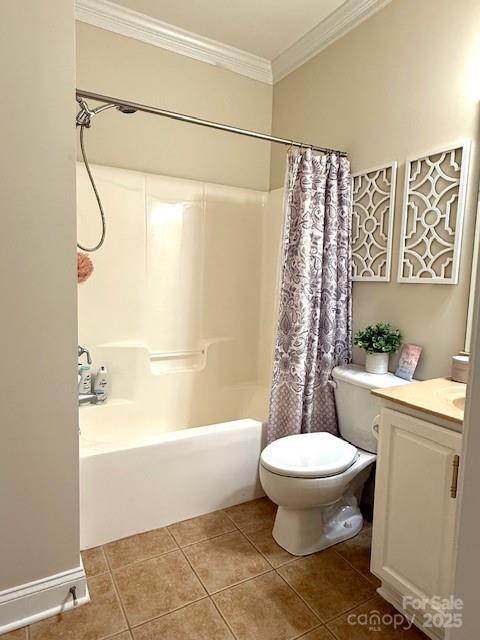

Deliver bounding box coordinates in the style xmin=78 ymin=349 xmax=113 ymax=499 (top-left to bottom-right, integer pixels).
xmin=260 ymin=364 xmax=413 ymax=556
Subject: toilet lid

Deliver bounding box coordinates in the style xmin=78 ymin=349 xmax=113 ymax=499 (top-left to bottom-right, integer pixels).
xmin=261 ymin=432 xmax=357 ymax=478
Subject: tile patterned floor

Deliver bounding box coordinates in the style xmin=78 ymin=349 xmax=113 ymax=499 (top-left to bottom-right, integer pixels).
xmin=2 ymin=499 xmax=427 ymax=640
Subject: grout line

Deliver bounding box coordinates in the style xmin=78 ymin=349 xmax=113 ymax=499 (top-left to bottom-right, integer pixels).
xmin=103 ymin=629 xmax=134 ymax=640
xmin=272 ymin=538 xmax=375 ymax=573
xmin=176 ymin=546 xmax=209 ymax=596
xmin=179 ymin=526 xmax=274 ymax=596
xmin=330 ymin=548 xmax=378 ymax=587
xmin=128 ymin=595 xmax=210 ymax=631
xmin=165 ymin=526 xmax=181 ymax=547
xmin=274 ymin=569 xmax=323 ymax=623
xmin=102 ymin=546 xmax=133 ymax=634
xmin=85 ymin=569 xmax=110 ymax=578
xmin=276 ymin=542 xmax=379 ymax=630
xmin=105 ymin=539 xmax=210 ymax=632
xmin=98 ymin=545 xmax=109 ymax=568
xmin=105 ymin=521 xmax=276 ymax=571
xmin=102 ymin=526 xmax=179 ymax=553
xmin=207 ymin=568 xmax=273 ymax=596
xmin=240 ymin=528 xmax=280 ymax=569
xmin=171 ymin=527 xmax=239 ymax=550
xmin=82 ymin=544 xmax=110 ymax=578
xmin=323 ymin=625 xmax=342 ymax=640
xmin=220 ymin=509 xmax=243 ymax=530
xmin=209 ymin=596 xmax=239 ymax=640
xmin=104 ymin=546 xmax=180 ymax=572
xmin=324 ymin=594 xmax=379 ymax=625
xmin=274 ymin=550 xmax=378 ymax=630
xmin=290 ymin=623 xmax=326 ymax=640
xmin=181 ymin=533 xmax=274 ymax=596
xmin=176 ymin=546 xmax=238 ymax=639
xmin=220 ymin=502 xmax=276 ymax=533
xmin=272 ymin=556 xmax=304 ymax=569
xmin=220 ymin=508 xmax=241 ymax=522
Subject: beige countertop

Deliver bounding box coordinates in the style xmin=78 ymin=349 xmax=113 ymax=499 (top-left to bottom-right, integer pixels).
xmin=371 ymin=377 xmax=466 ymax=425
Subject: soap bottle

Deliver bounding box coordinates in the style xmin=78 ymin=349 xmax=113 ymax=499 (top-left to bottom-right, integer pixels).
xmin=78 ymin=363 xmax=92 ymax=394
xmin=93 ymin=366 xmax=110 ymax=403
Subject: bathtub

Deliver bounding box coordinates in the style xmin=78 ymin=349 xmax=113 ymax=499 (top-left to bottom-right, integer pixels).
xmin=80 ymin=416 xmax=266 ymax=549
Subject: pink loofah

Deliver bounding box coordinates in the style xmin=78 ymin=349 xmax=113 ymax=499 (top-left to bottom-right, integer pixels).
xmin=77 ymin=252 xmax=94 ymax=283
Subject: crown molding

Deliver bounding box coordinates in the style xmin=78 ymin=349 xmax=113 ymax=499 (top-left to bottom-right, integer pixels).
xmin=75 ymin=0 xmax=273 ymax=84
xmin=272 ymin=0 xmax=393 ymax=82
xmin=75 ymin=0 xmax=393 ymax=86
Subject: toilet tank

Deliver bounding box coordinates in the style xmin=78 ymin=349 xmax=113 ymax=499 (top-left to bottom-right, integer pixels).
xmin=331 ymin=364 xmax=413 ymax=453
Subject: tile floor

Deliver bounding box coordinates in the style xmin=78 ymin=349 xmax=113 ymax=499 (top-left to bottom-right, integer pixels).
xmin=2 ymin=498 xmax=428 ymax=640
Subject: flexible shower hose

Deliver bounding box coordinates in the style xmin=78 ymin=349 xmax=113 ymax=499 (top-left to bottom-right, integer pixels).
xmin=77 ymin=124 xmax=106 ymax=252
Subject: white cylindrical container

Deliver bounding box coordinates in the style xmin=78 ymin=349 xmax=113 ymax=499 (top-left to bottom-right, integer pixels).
xmin=451 ymin=355 xmax=469 ymax=383
xmin=365 ymin=352 xmax=389 ymax=375
xmin=93 ymin=366 xmax=111 ymax=402
xmin=78 ymin=364 xmax=92 ymax=394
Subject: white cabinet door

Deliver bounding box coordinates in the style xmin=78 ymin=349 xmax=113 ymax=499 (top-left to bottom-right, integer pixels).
xmin=372 ymin=408 xmax=462 ymax=606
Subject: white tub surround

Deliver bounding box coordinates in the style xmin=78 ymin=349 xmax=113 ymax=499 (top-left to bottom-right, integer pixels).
xmin=80 ymin=419 xmax=266 ymax=548
xmin=0 ymin=565 xmax=89 ymax=635
xmin=77 ymin=164 xmax=276 ymax=549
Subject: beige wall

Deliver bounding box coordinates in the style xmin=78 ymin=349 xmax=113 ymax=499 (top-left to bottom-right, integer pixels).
xmin=271 ymin=0 xmax=480 ymax=379
xmin=0 ymin=2 xmax=79 ymax=589
xmin=75 ymin=23 xmax=272 ymax=191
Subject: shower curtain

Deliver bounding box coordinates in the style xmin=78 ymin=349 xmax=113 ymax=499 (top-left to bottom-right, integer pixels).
xmin=267 ymin=149 xmax=352 ymax=443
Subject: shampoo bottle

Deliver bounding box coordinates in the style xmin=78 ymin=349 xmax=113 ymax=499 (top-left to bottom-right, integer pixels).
xmin=93 ymin=366 xmax=110 ymax=402
xmin=78 ymin=364 xmax=92 ymax=394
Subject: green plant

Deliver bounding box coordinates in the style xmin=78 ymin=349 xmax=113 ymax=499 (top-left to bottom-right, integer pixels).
xmin=354 ymin=322 xmax=402 ymax=354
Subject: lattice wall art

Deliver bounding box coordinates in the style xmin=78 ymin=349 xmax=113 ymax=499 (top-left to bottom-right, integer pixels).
xmin=351 ymin=163 xmax=397 ymax=281
xmin=398 ymin=142 xmax=470 ymax=284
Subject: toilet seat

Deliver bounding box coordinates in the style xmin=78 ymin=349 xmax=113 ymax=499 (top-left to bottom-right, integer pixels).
xmin=261 ymin=432 xmax=358 ymax=479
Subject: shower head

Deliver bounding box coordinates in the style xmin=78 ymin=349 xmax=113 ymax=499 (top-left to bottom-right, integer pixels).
xmin=116 ymin=105 xmax=137 ymax=115
xmin=76 ymin=98 xmax=136 ymax=127
xmin=76 ymin=98 xmax=95 ymax=127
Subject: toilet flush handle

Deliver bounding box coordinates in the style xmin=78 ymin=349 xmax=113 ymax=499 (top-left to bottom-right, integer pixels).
xmin=372 ymin=415 xmax=381 ymax=439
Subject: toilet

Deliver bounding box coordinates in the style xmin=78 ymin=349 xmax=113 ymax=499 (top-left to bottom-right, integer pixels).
xmin=260 ymin=364 xmax=412 ymax=556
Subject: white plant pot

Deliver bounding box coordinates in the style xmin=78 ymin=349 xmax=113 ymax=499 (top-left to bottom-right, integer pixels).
xmin=365 ymin=352 xmax=389 ymax=375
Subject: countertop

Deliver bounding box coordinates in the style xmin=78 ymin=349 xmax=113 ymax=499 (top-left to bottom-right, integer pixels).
xmin=371 ymin=377 xmax=466 ymax=425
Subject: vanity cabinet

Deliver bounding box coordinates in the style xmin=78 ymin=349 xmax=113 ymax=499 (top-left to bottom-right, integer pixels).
xmin=371 ymin=407 xmax=462 ymax=638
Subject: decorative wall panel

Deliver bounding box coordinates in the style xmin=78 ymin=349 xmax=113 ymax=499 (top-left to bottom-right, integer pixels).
xmin=398 ymin=143 xmax=470 ymax=284
xmin=351 ymin=163 xmax=397 ymax=281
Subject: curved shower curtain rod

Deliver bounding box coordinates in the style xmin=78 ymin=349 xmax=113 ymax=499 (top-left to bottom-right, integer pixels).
xmin=76 ymin=89 xmax=348 ymax=157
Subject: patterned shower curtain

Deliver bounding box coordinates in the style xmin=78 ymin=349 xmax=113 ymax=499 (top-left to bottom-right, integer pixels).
xmin=267 ymin=149 xmax=352 ymax=443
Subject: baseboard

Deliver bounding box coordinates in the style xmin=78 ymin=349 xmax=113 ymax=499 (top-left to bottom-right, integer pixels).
xmin=377 ymin=583 xmax=444 ymax=640
xmin=0 ymin=562 xmax=89 ymax=635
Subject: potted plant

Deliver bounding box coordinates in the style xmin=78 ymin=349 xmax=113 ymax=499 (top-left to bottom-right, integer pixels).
xmin=354 ymin=322 xmax=402 ymax=374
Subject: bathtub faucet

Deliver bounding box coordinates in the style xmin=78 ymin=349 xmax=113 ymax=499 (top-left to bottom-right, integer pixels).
xmin=78 ymin=345 xmax=92 ymax=364
xmin=79 ymin=393 xmax=98 ymax=406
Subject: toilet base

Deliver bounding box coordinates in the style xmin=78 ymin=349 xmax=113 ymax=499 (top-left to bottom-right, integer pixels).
xmin=272 ymin=496 xmax=363 ymax=556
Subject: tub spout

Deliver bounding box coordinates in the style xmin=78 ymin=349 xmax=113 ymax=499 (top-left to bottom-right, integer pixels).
xmin=79 ymin=393 xmax=98 ymax=406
